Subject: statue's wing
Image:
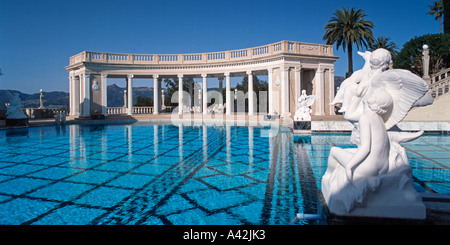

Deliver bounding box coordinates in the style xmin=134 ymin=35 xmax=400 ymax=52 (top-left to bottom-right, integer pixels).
xmin=305 ymin=95 xmax=318 ymax=106
xmin=371 ymin=69 xmax=433 ymax=130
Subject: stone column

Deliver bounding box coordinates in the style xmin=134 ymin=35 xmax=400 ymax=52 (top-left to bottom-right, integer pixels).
xmin=82 ymin=73 xmax=91 ymax=117
xmin=247 ymin=71 xmax=254 ymax=116
xmin=280 ymin=67 xmax=289 ymax=115
xmin=202 ymin=74 xmax=208 ymax=115
xmin=178 ymin=74 xmax=184 ymax=115
xmin=188 ymin=78 xmax=193 ymax=108
xmin=225 ymin=72 xmax=231 ymax=115
xmin=73 ymin=76 xmax=80 ymax=116
xmin=267 ymin=68 xmax=273 ymax=115
xmin=69 ymin=75 xmax=73 ymax=115
xmin=101 ymin=74 xmax=107 ymax=115
xmin=153 ymin=75 xmax=160 ymax=115
xmin=329 ymin=68 xmax=336 ymax=115
xmin=127 ymin=74 xmax=133 ymax=115
xmin=314 ymin=68 xmax=325 ymax=116
xmin=294 ymin=67 xmax=301 ymax=110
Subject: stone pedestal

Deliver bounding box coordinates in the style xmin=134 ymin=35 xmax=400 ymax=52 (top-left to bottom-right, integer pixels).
xmin=323 ymin=166 xmax=426 ymax=220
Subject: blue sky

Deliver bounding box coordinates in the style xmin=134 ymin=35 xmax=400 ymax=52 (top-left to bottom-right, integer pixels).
xmin=0 ymin=0 xmax=441 ymax=93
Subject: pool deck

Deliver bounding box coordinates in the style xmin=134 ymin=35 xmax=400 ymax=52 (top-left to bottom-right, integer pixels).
xmin=2 ymin=113 xmax=449 ymax=133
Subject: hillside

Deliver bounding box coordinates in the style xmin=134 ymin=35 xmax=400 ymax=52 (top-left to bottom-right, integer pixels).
xmin=0 ymin=84 xmax=154 ymax=109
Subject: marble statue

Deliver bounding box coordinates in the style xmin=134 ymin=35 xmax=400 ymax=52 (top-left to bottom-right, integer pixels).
xmin=322 ymin=48 xmax=433 ymax=219
xmin=61 ymin=111 xmax=66 ymax=125
xmin=39 ymin=89 xmax=45 ymax=109
xmin=294 ymin=90 xmax=317 ymax=121
xmin=6 ymin=93 xmax=27 ymax=119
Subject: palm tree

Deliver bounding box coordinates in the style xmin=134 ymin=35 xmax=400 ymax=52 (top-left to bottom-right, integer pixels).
xmin=369 ymin=36 xmax=399 ymax=58
xmin=427 ymin=0 xmax=444 ymax=33
xmin=323 ymin=7 xmax=375 ymax=77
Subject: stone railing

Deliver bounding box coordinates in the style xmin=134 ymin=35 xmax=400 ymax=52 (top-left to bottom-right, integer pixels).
xmin=69 ymin=41 xmax=334 ymax=66
xmin=24 ymin=108 xmax=69 ymax=119
xmin=430 ymin=67 xmax=450 ymax=98
xmin=107 ymin=107 xmax=154 ymax=115
xmin=107 ymin=107 xmax=127 ymax=115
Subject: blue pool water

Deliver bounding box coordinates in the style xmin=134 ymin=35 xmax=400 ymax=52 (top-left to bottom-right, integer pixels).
xmin=0 ymin=123 xmax=449 ymax=225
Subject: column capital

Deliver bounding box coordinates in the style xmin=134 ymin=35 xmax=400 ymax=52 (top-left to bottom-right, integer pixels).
xmin=153 ymin=74 xmax=159 ymax=79
xmin=101 ymin=74 xmax=108 ymax=79
xmin=178 ymin=74 xmax=184 ymax=79
xmin=246 ymin=70 xmax=253 ymax=75
xmin=267 ymin=68 xmax=274 ymax=74
xmin=201 ymin=74 xmax=208 ymax=78
xmin=294 ymin=66 xmax=302 ymax=72
xmin=224 ymin=72 xmax=230 ymax=77
xmin=127 ymin=74 xmax=134 ymax=79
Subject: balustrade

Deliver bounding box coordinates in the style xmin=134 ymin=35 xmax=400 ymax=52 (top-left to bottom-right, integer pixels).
xmin=430 ymin=67 xmax=450 ymax=98
xmin=69 ymin=41 xmax=334 ymax=66
xmin=207 ymin=52 xmax=226 ymax=60
xmin=107 ymin=107 xmax=154 ymax=115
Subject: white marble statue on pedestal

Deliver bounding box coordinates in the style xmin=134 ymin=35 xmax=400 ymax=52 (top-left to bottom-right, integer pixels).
xmin=6 ymin=93 xmax=27 ymax=119
xmin=322 ymin=48 xmax=434 ymax=219
xmin=294 ymin=90 xmax=317 ymax=121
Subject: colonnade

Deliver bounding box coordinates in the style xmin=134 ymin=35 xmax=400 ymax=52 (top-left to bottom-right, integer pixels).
xmin=67 ymin=41 xmax=338 ymax=119
xmin=68 ymin=65 xmax=335 ymax=118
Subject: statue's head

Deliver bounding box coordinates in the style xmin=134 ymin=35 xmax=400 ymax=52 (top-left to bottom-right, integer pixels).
xmin=366 ymin=89 xmax=393 ymax=115
xmin=370 ymin=48 xmax=391 ymax=71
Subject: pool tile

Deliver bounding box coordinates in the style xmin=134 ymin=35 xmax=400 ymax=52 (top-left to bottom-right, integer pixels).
xmin=29 ymin=182 xmax=95 ymax=202
xmin=94 ymin=161 xmax=138 ymax=173
xmin=66 ymin=170 xmax=118 ymax=185
xmin=200 ymin=174 xmax=256 ymax=191
xmin=28 ymin=166 xmax=82 ymax=180
xmin=166 ymin=208 xmax=241 ymax=225
xmin=155 ymin=194 xmax=194 ymax=216
xmin=107 ymin=173 xmax=153 ymax=189
xmin=73 ymin=186 xmax=133 ymax=208
xmin=32 ymin=205 xmax=106 ymax=225
xmin=0 ymin=163 xmax=47 ymax=176
xmin=187 ymin=189 xmax=252 ymax=211
xmin=0 ymin=197 xmax=58 ymax=224
xmin=132 ymin=163 xmax=172 ymax=176
xmin=230 ymin=200 xmax=264 ymax=224
xmin=28 ymin=156 xmax=69 ymax=166
xmin=0 ymin=177 xmax=51 ymax=195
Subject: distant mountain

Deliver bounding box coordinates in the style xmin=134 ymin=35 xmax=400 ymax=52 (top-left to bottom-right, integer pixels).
xmin=107 ymin=84 xmax=154 ymax=107
xmin=0 ymin=90 xmax=69 ymax=110
xmin=0 ymin=84 xmax=155 ymax=110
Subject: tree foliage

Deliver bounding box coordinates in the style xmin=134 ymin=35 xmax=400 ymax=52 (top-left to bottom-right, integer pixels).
xmin=445 ymin=0 xmax=450 ymax=33
xmin=323 ymin=7 xmax=375 ymax=76
xmin=134 ymin=96 xmax=153 ymax=106
xmin=427 ymin=0 xmax=444 ymax=33
xmin=369 ymin=36 xmax=399 ymax=59
xmin=393 ymin=33 xmax=450 ymax=76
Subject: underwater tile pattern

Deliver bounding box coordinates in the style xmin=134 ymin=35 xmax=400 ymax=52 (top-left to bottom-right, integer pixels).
xmin=0 ymin=124 xmax=448 ymax=225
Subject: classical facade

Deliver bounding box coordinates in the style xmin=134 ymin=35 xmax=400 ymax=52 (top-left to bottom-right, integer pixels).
xmin=66 ymin=40 xmax=338 ymax=118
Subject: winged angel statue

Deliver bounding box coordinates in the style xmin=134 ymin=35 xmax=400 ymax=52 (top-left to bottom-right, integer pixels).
xmin=294 ymin=90 xmax=317 ymax=121
xmin=322 ymin=48 xmax=433 ymax=219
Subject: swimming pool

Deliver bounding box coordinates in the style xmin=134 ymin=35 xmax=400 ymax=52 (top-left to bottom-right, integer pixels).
xmin=0 ymin=123 xmax=448 ymax=225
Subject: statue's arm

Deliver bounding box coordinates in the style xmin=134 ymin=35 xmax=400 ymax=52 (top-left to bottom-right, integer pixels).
xmin=345 ymin=115 xmax=372 ymax=181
